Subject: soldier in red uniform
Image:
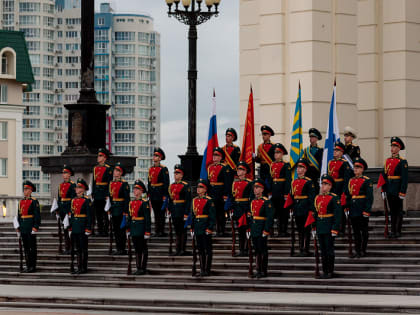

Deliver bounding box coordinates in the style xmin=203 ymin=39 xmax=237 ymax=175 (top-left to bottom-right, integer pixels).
xmin=91 ymin=148 xmax=113 ymax=236
xmin=56 ymin=165 xmax=76 ymax=254
xmin=148 ymin=148 xmax=170 ymax=237
xmin=379 ymin=137 xmax=408 ymax=238
xmin=231 ymin=161 xmax=253 ymax=256
xmin=269 ymin=143 xmax=292 ymax=236
xmin=207 ymin=147 xmax=232 ymax=236
xmin=255 ymin=125 xmax=275 ymax=183
xmin=328 ymin=141 xmax=352 ymax=233
xmin=168 ymin=164 xmax=192 ymax=256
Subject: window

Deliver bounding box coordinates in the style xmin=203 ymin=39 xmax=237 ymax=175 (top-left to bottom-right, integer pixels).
xmin=115 ymin=133 xmax=135 ymax=143
xmin=115 ymin=120 xmax=135 ymax=130
xmin=65 ymin=56 xmax=79 ymax=64
xmin=65 ymin=18 xmax=81 ymax=25
xmin=138 ymin=146 xmax=150 ymax=156
xmin=43 ymin=29 xmax=54 ymax=40
xmin=65 ymin=82 xmax=78 ymax=89
xmin=22 ymin=157 xmax=39 ymax=167
xmin=22 ymin=170 xmax=39 ymax=180
xmin=43 ymin=80 xmax=54 ymax=90
xmin=137 ymin=159 xmax=150 ymax=169
xmin=115 ymin=70 xmax=135 ymax=80
xmin=139 ymin=121 xmax=149 ymax=131
xmin=21 ymin=28 xmax=40 ymax=38
xmin=0 ymin=85 xmax=7 ymax=104
xmin=115 ymin=44 xmax=135 ymax=54
xmin=43 ymin=3 xmax=54 ymax=14
xmin=65 ymin=43 xmax=79 ymax=51
xmin=43 ymin=16 xmax=54 ymax=27
xmin=114 ymin=146 xmax=134 ymax=156
xmin=43 ymin=68 xmax=54 ymax=77
xmin=26 ymin=41 xmax=40 ymax=51
xmin=44 ymin=133 xmax=54 ymax=142
xmin=138 ymin=57 xmax=150 ymax=68
xmin=0 ymin=159 xmax=7 ymax=177
xmin=95 ymin=29 xmax=108 ymax=41
xmin=139 ymin=96 xmax=152 ymax=105
xmin=43 ymin=94 xmax=54 ymax=104
xmin=29 ymin=54 xmax=40 ymax=65
xmin=95 ymin=55 xmax=108 ymax=66
xmin=43 ymin=183 xmax=50 ymax=193
xmin=138 ymin=45 xmax=149 ymax=56
xmin=115 ymin=107 xmax=135 ymax=117
xmin=23 ymin=93 xmax=40 ymax=103
xmin=0 ymin=122 xmax=7 ymax=140
xmin=98 ymin=17 xmax=105 ymax=26
xmin=115 ymin=95 xmax=135 ymax=104
xmin=24 ymin=106 xmax=40 ymax=115
xmin=115 ymin=57 xmax=135 ymax=67
xmin=95 ymin=42 xmax=108 ymax=53
xmin=138 ymin=109 xmax=150 ymax=119
xmin=44 ymin=107 xmax=53 ymax=116
xmin=22 ymin=145 xmax=40 ymax=154
xmin=138 ymin=83 xmax=151 ymax=93
xmin=138 ymin=134 xmax=150 ymax=144
xmin=115 ymin=82 xmax=135 ymax=92
xmin=44 ymin=120 xmax=54 ymax=129
xmin=3 ymin=1 xmax=14 ymax=13
xmin=138 ymin=32 xmax=150 ymax=43
xmin=32 ymin=67 xmax=40 ymax=76
xmin=19 ymin=2 xmax=40 ymax=12
xmin=23 ymin=119 xmax=40 ymax=128
xmin=65 ymin=69 xmax=79 ymax=76
xmin=66 ymin=31 xmax=78 ymax=38
xmin=115 ymin=32 xmax=135 ymax=41
xmin=23 ymin=132 xmax=40 ymax=141
xmin=43 ymin=145 xmax=54 ymax=154
xmin=138 ymin=70 xmax=150 ymax=81
xmin=19 ymin=15 xmax=40 ymax=25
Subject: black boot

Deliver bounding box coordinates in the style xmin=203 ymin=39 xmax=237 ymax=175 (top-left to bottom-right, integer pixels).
xmin=361 ymin=236 xmax=368 ymax=257
xmin=320 ymin=256 xmax=329 ymax=279
xmin=199 ymin=255 xmax=206 ymax=277
xmin=171 ymin=235 xmax=180 ymax=256
xmin=328 ymin=256 xmax=335 ymax=278
xmin=261 ymin=254 xmax=268 ymax=278
xmin=298 ymin=233 xmax=305 ymax=256
xmin=134 ymin=252 xmax=142 ymax=275
xmin=395 ymin=215 xmax=403 ymax=238
xmin=139 ymin=249 xmax=148 ymax=275
xmin=304 ymin=232 xmax=312 ymax=256
xmin=389 ymin=215 xmax=397 ymax=238
xmin=256 ymin=254 xmax=263 ymax=278
xmin=205 ymin=253 xmax=212 ymax=277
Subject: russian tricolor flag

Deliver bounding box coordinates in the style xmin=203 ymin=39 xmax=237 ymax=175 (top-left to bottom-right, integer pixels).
xmin=200 ymin=89 xmax=219 ymax=180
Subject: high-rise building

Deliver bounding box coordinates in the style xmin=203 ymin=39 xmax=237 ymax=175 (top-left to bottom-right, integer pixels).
xmin=0 ymin=1 xmax=160 ymax=197
xmin=95 ymin=2 xmax=160 ymax=183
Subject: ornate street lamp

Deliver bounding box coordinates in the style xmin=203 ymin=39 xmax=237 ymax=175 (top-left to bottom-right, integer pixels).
xmin=165 ymin=0 xmax=221 ymax=181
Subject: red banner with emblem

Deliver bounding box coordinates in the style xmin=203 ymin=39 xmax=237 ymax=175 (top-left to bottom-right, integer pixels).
xmin=240 ymin=86 xmax=255 ymax=180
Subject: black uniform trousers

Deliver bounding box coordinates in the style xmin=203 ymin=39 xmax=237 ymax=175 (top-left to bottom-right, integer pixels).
xmin=93 ymin=199 xmax=109 ymax=235
xmin=350 ymin=216 xmax=369 ymax=254
xmin=272 ymin=197 xmax=288 ymax=235
xmin=387 ymin=194 xmax=404 ymax=236
xmin=172 ymin=217 xmax=187 ymax=253
xmin=57 ymin=211 xmax=71 ymax=252
xmin=252 ymin=236 xmax=268 ymax=275
xmin=196 ymin=235 xmax=212 ymax=274
xmin=235 ymin=225 xmax=248 ymax=254
xmin=132 ymin=236 xmax=148 ymax=271
xmin=21 ymin=233 xmax=37 ymax=270
xmin=151 ymin=200 xmax=165 ymax=235
xmin=295 ymin=215 xmax=311 ymax=253
xmin=318 ymin=233 xmax=335 ymax=275
xmin=71 ymin=233 xmax=88 ymax=271
xmin=214 ymin=199 xmax=226 ymax=235
xmin=111 ymin=215 xmax=126 ymax=252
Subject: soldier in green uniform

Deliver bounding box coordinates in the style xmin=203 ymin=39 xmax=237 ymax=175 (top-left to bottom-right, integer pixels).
xmin=109 ymin=162 xmax=130 ymax=255
xmin=313 ymin=174 xmax=342 ymax=279
xmin=231 ymin=161 xmax=253 ymax=256
xmin=289 ymin=159 xmax=315 ymax=256
xmin=328 ymin=141 xmax=352 ymax=233
xmin=69 ymin=179 xmax=92 ymax=274
xmin=248 ymin=179 xmax=274 ymax=278
xmin=148 ymin=148 xmax=170 ymax=237
xmin=168 ymin=164 xmax=192 ymax=256
xmin=255 ymin=125 xmax=275 ymax=183
xmin=92 ymin=148 xmax=113 ymax=236
xmin=207 ymin=147 xmax=231 ymax=236
xmin=191 ymin=179 xmax=216 ymax=277
xmin=17 ymin=181 xmax=41 ymax=273
xmin=343 ymin=126 xmax=361 ymax=162
xmin=56 ymin=165 xmax=76 ymax=254
xmin=303 ymin=128 xmax=323 ymax=192
xmin=345 ymin=157 xmax=373 ymax=258
xmin=379 ymin=137 xmax=408 ymax=238
xmin=222 ymin=128 xmax=241 ymax=181
xmin=127 ymin=180 xmax=151 ymax=275
xmin=269 ymin=143 xmax=292 ymax=236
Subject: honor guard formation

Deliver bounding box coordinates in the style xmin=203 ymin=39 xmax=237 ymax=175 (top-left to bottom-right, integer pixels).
xmin=14 ymin=127 xmax=409 ymax=280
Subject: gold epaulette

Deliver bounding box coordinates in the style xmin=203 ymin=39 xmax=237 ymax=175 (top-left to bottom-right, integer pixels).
xmin=205 ymin=196 xmax=212 ymax=200
xmin=330 ymin=192 xmax=337 ymax=197
xmin=31 ymin=197 xmax=37 ymax=200
xmin=363 ymin=176 xmax=370 ymax=180
xmin=143 ymin=198 xmax=149 ymax=202
xmin=262 ymin=197 xmax=268 ymax=201
xmin=304 ymin=177 xmax=311 ymax=181
xmin=182 ymin=181 xmax=188 ymax=185
xmin=105 ymin=164 xmax=110 ymax=167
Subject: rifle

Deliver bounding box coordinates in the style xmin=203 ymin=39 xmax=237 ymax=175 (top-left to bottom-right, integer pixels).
xmin=384 ymin=195 xmax=390 ymax=238
xmin=231 ymin=214 xmax=236 ymax=257
xmin=313 ymin=231 xmax=320 ymax=278
xmin=247 ymin=233 xmax=253 ymax=278
xmin=192 ymin=233 xmax=197 ymax=277
xmin=290 ymin=210 xmax=295 ymax=257
xmin=18 ymin=235 xmax=23 ymax=272
xmin=57 ymin=215 xmax=63 ymax=254
xmin=127 ymin=234 xmax=132 ymax=275
xmin=108 ymin=213 xmax=113 ymax=255
xmin=347 ymin=211 xmax=353 ymax=257
xmin=168 ymin=215 xmax=173 ymax=255
xmin=70 ymin=232 xmax=74 ymax=273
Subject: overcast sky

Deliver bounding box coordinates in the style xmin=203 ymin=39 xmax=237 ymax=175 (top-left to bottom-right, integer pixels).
xmin=108 ymin=0 xmax=240 ymax=178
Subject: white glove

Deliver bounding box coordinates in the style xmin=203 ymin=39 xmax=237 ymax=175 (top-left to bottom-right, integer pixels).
xmin=289 ymin=211 xmax=293 ymax=219
xmin=381 ymin=192 xmax=386 ymax=200
xmin=205 ymin=231 xmax=211 ymax=235
xmin=69 ymin=230 xmax=72 ymax=237
xmin=246 ymin=231 xmax=251 ymax=239
xmin=252 ymin=153 xmax=256 ymax=159
xmin=262 ymin=233 xmax=267 ymax=238
xmin=345 ymin=211 xmax=349 ymax=218
xmin=16 ymin=232 xmax=21 ymax=238
xmin=56 ymin=213 xmax=60 ymax=220
xmin=126 ymin=231 xmax=130 ymax=237
xmin=311 ymin=230 xmax=316 ymax=239
xmin=190 ymin=230 xmax=194 ymax=238
xmin=144 ymin=234 xmax=150 ymax=240
xmin=31 ymin=230 xmax=37 ymax=235
xmin=85 ymin=231 xmax=91 ymax=236
xmin=268 ymin=194 xmax=272 ymax=200
xmin=331 ymin=232 xmax=337 ymax=237
xmin=108 ymin=213 xmax=111 ymax=221
xmin=167 ymin=212 xmax=171 ymax=218
xmin=399 ymin=195 xmax=405 ymax=200
xmin=363 ymin=214 xmax=369 ymax=218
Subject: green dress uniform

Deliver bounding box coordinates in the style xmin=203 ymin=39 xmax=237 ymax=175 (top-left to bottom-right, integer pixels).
xmin=128 ymin=197 xmax=151 ymax=275
xmin=313 ymin=190 xmax=342 ymax=279
xmin=148 ymin=163 xmax=170 ymax=236
xmin=207 ymin=159 xmax=232 ymax=236
xmin=232 ymin=177 xmax=253 ymax=256
xmin=57 ymin=180 xmax=76 ymax=253
xmin=168 ymin=180 xmax=192 ymax=255
xmin=69 ymin=194 xmax=92 ymax=274
xmin=92 ymin=162 xmax=113 ymax=235
xmin=290 ymin=176 xmax=315 ymax=256
xmin=18 ymin=194 xmax=41 ymax=272
xmin=303 ymin=145 xmax=323 ymax=192
xmin=380 ymin=137 xmax=408 ymax=238
xmin=269 ymin=160 xmax=291 ymax=236
xmin=249 ymin=194 xmax=274 ymax=278
xmin=109 ymin=179 xmax=130 ymax=254
xmin=192 ymin=195 xmax=216 ymax=276
xmin=346 ymin=173 xmax=373 ymax=257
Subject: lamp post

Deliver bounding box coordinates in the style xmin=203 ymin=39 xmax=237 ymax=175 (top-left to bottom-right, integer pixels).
xmin=165 ymin=0 xmax=221 ymax=181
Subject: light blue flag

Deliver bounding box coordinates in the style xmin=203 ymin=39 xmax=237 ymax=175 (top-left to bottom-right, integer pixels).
xmin=289 ymin=83 xmax=303 ymax=179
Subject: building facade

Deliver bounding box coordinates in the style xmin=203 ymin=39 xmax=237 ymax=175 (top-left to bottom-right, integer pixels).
xmin=95 ymin=2 xmax=160 ymax=182
xmin=0 ymin=0 xmax=160 ymax=197
xmin=239 ymin=0 xmax=420 ymax=167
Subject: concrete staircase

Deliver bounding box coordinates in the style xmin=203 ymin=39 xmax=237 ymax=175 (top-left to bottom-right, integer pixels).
xmin=0 ymin=214 xmax=419 ymax=314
